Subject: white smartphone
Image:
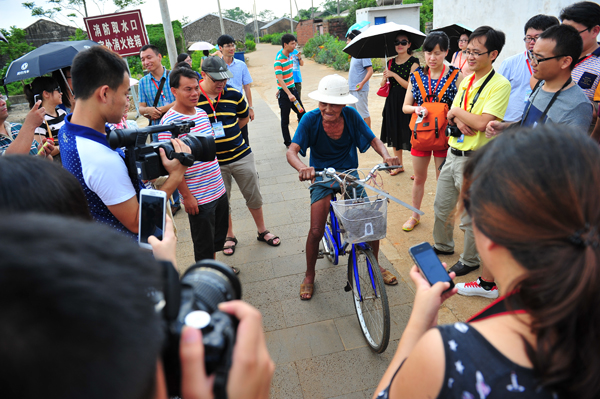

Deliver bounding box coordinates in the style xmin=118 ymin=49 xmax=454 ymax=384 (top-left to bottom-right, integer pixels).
xmin=138 ymin=189 xmax=167 ymax=250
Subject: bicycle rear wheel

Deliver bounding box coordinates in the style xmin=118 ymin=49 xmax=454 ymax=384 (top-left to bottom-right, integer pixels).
xmin=348 ymin=246 xmax=390 ymax=353
xmin=320 ymin=213 xmax=338 ymax=265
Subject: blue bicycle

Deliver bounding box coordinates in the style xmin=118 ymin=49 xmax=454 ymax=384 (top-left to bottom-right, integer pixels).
xmin=312 ymin=164 xmax=406 ymax=353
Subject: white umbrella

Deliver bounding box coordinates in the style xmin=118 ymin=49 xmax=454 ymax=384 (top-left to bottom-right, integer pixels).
xmin=188 ymin=41 xmax=214 ymax=51
xmin=343 ymin=22 xmax=426 ymax=59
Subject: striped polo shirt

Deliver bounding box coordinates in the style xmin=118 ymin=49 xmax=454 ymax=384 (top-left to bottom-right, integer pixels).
xmin=197 ymin=84 xmax=250 ymax=165
xmin=572 ymin=46 xmax=600 ymax=102
xmin=34 ymin=107 xmax=67 ymax=146
xmin=274 ymin=49 xmax=295 ymax=90
xmin=159 ymin=108 xmax=226 ymax=205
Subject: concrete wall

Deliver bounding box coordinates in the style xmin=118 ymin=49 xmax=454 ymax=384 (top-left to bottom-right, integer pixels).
xmin=24 ymin=20 xmax=82 ymax=48
xmin=182 ymin=14 xmax=245 ymax=44
xmin=433 ymin=0 xmax=600 ymax=65
xmin=356 ymin=4 xmax=421 ymax=31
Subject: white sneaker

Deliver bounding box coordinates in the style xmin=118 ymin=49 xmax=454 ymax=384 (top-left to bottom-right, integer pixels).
xmin=456 ymin=278 xmax=499 ymax=299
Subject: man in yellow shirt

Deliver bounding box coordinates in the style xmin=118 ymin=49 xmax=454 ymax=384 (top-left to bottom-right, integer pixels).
xmin=432 ymin=26 xmax=511 ymax=298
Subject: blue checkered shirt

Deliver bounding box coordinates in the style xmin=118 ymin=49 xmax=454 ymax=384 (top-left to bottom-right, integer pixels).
xmin=138 ymin=67 xmax=176 ymax=125
xmin=1 ymin=122 xmax=39 ymax=155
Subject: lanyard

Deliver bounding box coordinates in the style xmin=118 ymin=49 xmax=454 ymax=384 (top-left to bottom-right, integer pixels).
xmin=521 ymin=77 xmax=572 ymax=126
xmin=198 ymin=84 xmax=222 ymax=122
xmin=428 ymin=65 xmax=445 ymax=98
xmin=463 ymin=74 xmax=476 ymax=111
xmin=576 ymin=54 xmax=593 ymax=68
xmin=151 ymin=76 xmax=166 ymax=102
xmin=458 ymin=52 xmax=467 ymax=71
xmin=525 ymin=52 xmax=532 ymax=75
xmin=467 ymin=291 xmax=525 ymax=323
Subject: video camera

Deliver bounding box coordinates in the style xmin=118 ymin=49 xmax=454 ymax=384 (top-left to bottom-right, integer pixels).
xmin=159 ymin=259 xmax=241 ymax=399
xmin=107 ymin=121 xmax=216 ymax=181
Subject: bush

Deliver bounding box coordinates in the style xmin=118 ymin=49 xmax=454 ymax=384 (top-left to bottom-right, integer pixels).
xmin=245 ymin=39 xmax=256 ymax=51
xmin=245 ymin=33 xmax=255 ymax=42
xmin=261 ymin=33 xmax=274 ymax=43
xmin=304 ymin=33 xmax=350 ymax=72
xmin=371 ymin=58 xmax=384 ymax=72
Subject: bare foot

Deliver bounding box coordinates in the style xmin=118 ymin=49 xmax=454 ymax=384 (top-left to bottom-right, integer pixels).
xmin=300 ymin=275 xmax=315 ymax=300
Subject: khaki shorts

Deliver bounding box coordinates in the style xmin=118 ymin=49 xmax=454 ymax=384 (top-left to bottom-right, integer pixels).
xmin=219 ymin=152 xmax=263 ymax=209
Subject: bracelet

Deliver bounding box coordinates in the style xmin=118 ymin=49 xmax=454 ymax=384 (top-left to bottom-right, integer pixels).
xmin=249 ymin=106 xmax=254 ymax=110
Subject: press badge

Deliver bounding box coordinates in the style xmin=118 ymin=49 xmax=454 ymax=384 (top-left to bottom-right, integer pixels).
xmin=457 ymin=134 xmax=465 ymax=143
xmin=524 ymin=89 xmax=532 ymax=103
xmin=212 ymin=121 xmax=225 ymax=138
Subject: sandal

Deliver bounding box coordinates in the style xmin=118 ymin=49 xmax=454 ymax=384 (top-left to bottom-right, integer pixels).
xmin=257 ymin=230 xmax=281 ymax=246
xmin=402 ymin=216 xmax=420 ymax=232
xmin=300 ymin=283 xmax=314 ymax=300
xmin=223 ymin=236 xmax=238 ymax=256
xmin=381 ymin=269 xmax=398 ymax=285
xmin=231 ymin=266 xmax=240 ymax=275
xmin=410 ymin=175 xmax=415 ymax=180
xmin=390 ymin=165 xmax=405 ymax=176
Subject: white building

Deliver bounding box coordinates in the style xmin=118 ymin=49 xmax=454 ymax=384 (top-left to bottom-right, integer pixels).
xmin=433 ymin=0 xmax=600 ymax=65
xmin=356 ymin=3 xmax=421 ymax=31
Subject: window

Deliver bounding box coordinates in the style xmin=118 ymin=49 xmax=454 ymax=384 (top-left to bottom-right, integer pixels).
xmin=374 ymin=17 xmax=386 ymax=25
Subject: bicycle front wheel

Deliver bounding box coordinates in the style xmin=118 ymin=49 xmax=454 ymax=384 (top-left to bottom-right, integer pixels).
xmin=348 ymin=246 xmax=390 ymax=353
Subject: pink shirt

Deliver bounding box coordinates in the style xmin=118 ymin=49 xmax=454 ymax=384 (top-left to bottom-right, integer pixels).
xmin=452 ymin=51 xmax=474 ymax=76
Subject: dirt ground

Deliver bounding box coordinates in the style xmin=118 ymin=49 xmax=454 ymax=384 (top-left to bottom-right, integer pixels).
xmin=246 ymin=42 xmax=491 ymax=318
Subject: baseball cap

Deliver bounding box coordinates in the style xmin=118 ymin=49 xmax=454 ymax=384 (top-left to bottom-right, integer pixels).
xmin=201 ymin=56 xmax=233 ymax=80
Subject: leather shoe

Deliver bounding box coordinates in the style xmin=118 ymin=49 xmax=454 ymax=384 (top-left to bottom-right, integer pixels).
xmin=171 ymin=204 xmax=181 ymax=216
xmin=433 ymin=246 xmax=454 ymax=255
xmin=448 ymin=261 xmax=479 ymax=277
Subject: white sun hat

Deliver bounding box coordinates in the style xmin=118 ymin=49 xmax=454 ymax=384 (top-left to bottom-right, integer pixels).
xmin=308 ymin=74 xmax=358 ymax=105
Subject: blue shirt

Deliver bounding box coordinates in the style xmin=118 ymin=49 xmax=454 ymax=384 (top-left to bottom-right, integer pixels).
xmin=292 ymin=106 xmax=375 ymax=171
xmin=348 ymin=57 xmax=372 ymax=91
xmin=225 ymin=57 xmax=253 ymax=92
xmin=59 ymin=115 xmax=142 ymax=239
xmin=138 ymin=67 xmax=176 ymax=125
xmin=290 ymin=49 xmax=302 ymax=84
xmin=498 ymin=52 xmax=532 ymax=122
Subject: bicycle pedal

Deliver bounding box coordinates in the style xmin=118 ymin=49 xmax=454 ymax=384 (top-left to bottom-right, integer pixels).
xmin=344 ymin=282 xmax=352 ymax=292
xmin=317 ymin=251 xmax=324 ymax=259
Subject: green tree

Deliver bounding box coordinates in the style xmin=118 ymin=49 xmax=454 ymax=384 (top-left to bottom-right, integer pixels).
xmin=223 ymin=7 xmax=252 ymax=25
xmin=404 ymin=0 xmax=432 ymax=32
xmin=258 ymin=9 xmax=275 ymax=21
xmin=68 ymin=28 xmax=88 ymax=41
xmin=297 ymin=7 xmax=319 ymax=20
xmin=22 ymin=0 xmax=144 ymax=27
xmin=145 ymin=20 xmax=186 ymax=69
xmin=321 ymin=0 xmax=352 ymax=17
xmin=0 ymin=27 xmax=36 ymax=95
xmin=344 ymin=0 xmax=377 ymax=27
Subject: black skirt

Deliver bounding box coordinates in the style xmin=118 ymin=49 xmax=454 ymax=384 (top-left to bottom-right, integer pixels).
xmin=380 ymin=84 xmax=412 ymax=151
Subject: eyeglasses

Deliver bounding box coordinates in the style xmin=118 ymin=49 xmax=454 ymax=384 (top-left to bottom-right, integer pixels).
xmin=465 ymin=51 xmax=489 ymax=58
xmin=523 ymin=36 xmax=539 ymax=43
xmin=458 ymin=39 xmax=468 ymax=43
xmin=578 ymin=27 xmax=589 ymax=34
xmin=206 ymin=74 xmax=228 ymax=84
xmin=0 ymin=94 xmax=7 ymax=102
xmin=526 ymin=50 xmax=567 ymax=65
xmin=394 ymin=40 xmax=409 ymax=46
xmin=53 ymin=87 xmax=62 ymax=93
xmin=221 ymin=43 xmax=236 ymax=48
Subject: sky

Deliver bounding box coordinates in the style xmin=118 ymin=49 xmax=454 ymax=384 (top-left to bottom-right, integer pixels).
xmin=1 ymin=0 xmax=328 ymax=30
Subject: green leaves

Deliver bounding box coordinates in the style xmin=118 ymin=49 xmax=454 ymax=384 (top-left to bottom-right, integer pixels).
xmin=223 ymin=7 xmax=252 ymax=25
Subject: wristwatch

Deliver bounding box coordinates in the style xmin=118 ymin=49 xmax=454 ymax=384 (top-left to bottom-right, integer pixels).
xmin=249 ymin=106 xmax=254 ymax=110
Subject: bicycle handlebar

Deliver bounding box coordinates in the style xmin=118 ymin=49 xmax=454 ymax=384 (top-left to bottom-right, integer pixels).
xmin=314 ymin=164 xmax=395 ymax=187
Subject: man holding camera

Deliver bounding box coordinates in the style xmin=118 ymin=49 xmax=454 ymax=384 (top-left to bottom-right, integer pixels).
xmin=159 ymin=66 xmax=229 ymax=264
xmin=432 ymin=26 xmax=510 ymax=296
xmin=198 ymin=56 xmax=280 ymax=257
xmin=60 ymin=46 xmax=190 ymax=239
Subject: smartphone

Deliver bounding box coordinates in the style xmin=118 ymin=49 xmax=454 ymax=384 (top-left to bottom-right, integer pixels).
xmin=408 ymin=242 xmax=455 ymax=291
xmin=138 ymin=189 xmax=167 ymax=250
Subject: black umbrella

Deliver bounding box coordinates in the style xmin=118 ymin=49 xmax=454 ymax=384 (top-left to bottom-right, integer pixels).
xmin=343 ymin=22 xmax=426 ymax=59
xmin=431 ymin=24 xmax=473 ymax=62
xmin=4 ymin=40 xmax=99 ymax=84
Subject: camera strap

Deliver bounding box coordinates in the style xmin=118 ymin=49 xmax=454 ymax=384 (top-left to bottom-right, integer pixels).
xmin=151 ymin=68 xmax=170 ymax=108
xmin=520 ymin=77 xmax=572 ymax=126
xmin=170 ymin=151 xmax=195 ymax=167
xmin=459 ymin=69 xmax=496 ymax=112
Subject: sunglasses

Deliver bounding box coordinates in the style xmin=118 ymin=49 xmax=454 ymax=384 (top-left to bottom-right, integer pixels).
xmin=394 ymin=40 xmax=410 ymax=46
xmin=206 ymin=74 xmax=228 ymax=84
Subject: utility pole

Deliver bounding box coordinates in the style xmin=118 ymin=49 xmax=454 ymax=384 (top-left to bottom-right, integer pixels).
xmin=337 ymin=0 xmax=340 ymax=16
xmin=253 ymin=0 xmax=260 ymax=43
xmin=311 ymin=0 xmax=314 ymax=19
xmin=158 ymin=0 xmax=177 ymax=68
xmin=216 ymin=0 xmax=225 ymax=35
xmin=290 ymin=0 xmax=294 ymax=33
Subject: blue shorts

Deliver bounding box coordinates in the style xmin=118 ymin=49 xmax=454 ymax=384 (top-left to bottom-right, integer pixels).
xmin=309 ymin=171 xmax=366 ymax=205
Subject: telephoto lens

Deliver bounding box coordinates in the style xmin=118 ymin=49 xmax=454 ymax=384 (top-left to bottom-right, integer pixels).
xmin=162 ymin=260 xmax=241 ymax=399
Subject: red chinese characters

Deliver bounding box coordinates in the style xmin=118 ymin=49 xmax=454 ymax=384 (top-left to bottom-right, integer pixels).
xmin=84 ymin=10 xmax=149 ymax=57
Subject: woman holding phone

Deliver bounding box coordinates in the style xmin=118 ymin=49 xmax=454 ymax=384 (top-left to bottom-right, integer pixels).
xmin=374 ymin=126 xmax=600 ymax=399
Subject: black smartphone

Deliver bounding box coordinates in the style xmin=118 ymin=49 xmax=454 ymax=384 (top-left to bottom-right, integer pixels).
xmin=408 ymin=242 xmax=455 ymax=291
xmin=138 ymin=189 xmax=167 ymax=250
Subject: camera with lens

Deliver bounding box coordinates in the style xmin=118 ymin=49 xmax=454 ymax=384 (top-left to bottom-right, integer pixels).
xmin=157 ymin=259 xmax=242 ymax=399
xmin=107 ymin=121 xmax=216 ymax=181
xmin=446 ymin=125 xmax=463 ymax=138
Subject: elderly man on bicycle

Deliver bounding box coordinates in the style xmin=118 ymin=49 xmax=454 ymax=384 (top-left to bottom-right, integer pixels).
xmin=287 ymin=74 xmax=400 ymax=300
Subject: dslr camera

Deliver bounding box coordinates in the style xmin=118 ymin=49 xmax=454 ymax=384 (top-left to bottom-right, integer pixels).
xmin=107 ymin=121 xmax=216 ymax=181
xmin=158 ymin=259 xmax=242 ymax=399
xmin=446 ymin=125 xmax=462 ymax=138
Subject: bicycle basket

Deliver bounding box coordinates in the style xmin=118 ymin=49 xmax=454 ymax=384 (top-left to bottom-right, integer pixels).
xmin=331 ymin=195 xmax=387 ymax=244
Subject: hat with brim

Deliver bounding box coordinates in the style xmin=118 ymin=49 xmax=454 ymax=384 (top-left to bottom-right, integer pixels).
xmin=201 ymin=56 xmax=234 ymax=80
xmin=308 ymin=74 xmax=358 ymax=105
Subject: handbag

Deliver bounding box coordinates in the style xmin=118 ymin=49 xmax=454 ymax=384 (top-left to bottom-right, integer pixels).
xmin=376 ymin=59 xmax=394 ymax=98
xmin=409 ymin=69 xmax=459 ymax=152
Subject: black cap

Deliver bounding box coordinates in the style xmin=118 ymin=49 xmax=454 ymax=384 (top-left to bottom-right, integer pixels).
xmin=201 ymin=56 xmax=233 ymax=80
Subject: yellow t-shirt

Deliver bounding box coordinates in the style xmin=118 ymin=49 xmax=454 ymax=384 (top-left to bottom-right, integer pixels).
xmin=450 ymin=68 xmax=511 ymax=151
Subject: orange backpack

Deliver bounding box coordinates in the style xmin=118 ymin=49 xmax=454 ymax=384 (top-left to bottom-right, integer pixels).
xmin=409 ymin=69 xmax=459 ymax=152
